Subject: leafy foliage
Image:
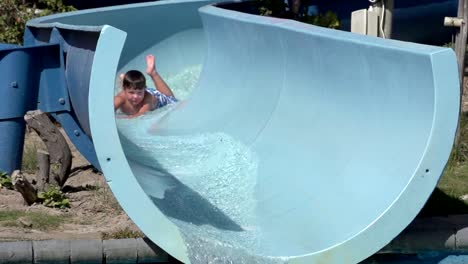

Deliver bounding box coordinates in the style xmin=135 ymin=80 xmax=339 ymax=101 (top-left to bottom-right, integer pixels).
xmin=301 ymin=11 xmax=341 ymax=29
xmin=0 ymin=0 xmax=34 ymax=44
xmin=255 ymin=0 xmax=340 ymax=29
xmin=38 ymin=185 xmax=70 ymax=209
xmin=0 ymin=0 xmax=76 ymax=44
xmin=35 ymin=0 xmax=77 ymax=15
xmin=258 ymin=0 xmax=287 ymax=16
xmin=0 ymin=171 xmax=13 ymax=190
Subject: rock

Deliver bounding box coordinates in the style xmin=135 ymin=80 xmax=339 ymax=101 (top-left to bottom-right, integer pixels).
xmin=18 ymin=217 xmax=33 ymax=228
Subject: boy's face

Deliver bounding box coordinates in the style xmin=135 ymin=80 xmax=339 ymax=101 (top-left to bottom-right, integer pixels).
xmin=124 ymin=88 xmax=145 ymax=106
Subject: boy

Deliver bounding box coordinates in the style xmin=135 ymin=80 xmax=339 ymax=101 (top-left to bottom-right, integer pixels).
xmin=114 ymin=54 xmax=177 ymax=118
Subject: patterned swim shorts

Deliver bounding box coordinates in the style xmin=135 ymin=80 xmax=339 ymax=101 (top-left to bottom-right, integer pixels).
xmin=146 ymin=88 xmax=178 ymax=109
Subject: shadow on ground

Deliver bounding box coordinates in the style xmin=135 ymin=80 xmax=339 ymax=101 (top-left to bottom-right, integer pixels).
xmin=418 ymin=188 xmax=468 ymax=217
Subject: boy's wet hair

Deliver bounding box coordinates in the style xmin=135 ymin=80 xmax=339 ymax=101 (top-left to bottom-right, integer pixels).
xmin=123 ymin=70 xmax=146 ymax=90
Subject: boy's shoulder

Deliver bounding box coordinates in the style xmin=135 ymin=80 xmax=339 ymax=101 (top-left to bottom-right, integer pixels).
xmin=115 ymin=90 xmax=125 ymax=97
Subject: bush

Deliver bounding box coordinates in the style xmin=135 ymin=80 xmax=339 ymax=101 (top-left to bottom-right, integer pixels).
xmin=301 ymin=11 xmax=340 ymax=29
xmin=0 ymin=0 xmax=76 ymax=44
xmin=0 ymin=171 xmax=13 ymax=190
xmin=38 ymin=185 xmax=70 ymax=209
xmin=255 ymin=0 xmax=340 ymax=29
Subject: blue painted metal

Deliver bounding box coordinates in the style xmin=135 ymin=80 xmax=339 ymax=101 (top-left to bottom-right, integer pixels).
xmin=24 ymin=25 xmax=102 ymax=170
xmin=49 ymin=27 xmax=100 ymax=137
xmin=52 ymin=111 xmax=100 ymax=169
xmin=0 ymin=43 xmax=65 ymax=174
xmin=0 ymin=120 xmax=27 ymax=174
xmin=0 ymin=43 xmax=20 ymax=49
xmin=0 ymin=47 xmax=36 ymax=120
xmin=35 ymin=44 xmax=70 ymax=114
xmin=27 ymin=0 xmax=460 ymax=263
xmin=0 ymin=45 xmax=34 ymax=174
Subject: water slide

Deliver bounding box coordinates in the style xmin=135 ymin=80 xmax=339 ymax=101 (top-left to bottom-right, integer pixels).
xmin=12 ymin=0 xmax=460 ymax=263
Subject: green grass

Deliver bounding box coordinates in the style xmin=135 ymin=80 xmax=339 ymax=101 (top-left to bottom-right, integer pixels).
xmin=21 ymin=144 xmax=38 ymax=173
xmin=0 ymin=210 xmax=65 ymax=230
xmin=0 ymin=210 xmax=24 ymax=222
xmin=439 ymin=112 xmax=468 ymax=197
xmin=438 ymin=164 xmax=468 ymax=198
xmin=420 ymin=112 xmax=468 ymax=216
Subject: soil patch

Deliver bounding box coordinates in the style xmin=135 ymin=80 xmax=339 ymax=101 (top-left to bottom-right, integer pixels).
xmin=0 ymin=128 xmax=141 ymax=241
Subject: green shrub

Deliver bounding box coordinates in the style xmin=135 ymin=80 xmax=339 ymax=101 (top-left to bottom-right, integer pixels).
xmin=38 ymin=186 xmax=70 ymax=209
xmin=0 ymin=0 xmax=76 ymax=44
xmin=301 ymin=11 xmax=341 ymax=29
xmin=255 ymin=0 xmax=340 ymax=29
xmin=0 ymin=171 xmax=13 ymax=190
xmin=0 ymin=0 xmax=34 ymax=44
xmin=258 ymin=0 xmax=287 ymax=17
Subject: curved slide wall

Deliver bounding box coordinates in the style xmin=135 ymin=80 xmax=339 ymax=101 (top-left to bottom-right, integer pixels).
xmin=28 ymin=0 xmax=459 ymax=263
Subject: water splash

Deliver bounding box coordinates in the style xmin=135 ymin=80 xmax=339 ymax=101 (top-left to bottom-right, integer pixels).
xmin=117 ymin=112 xmax=287 ymax=263
xmin=115 ymin=66 xmax=287 ymax=263
xmin=166 ymin=65 xmax=202 ymax=100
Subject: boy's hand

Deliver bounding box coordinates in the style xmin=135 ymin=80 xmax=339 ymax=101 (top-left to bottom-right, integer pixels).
xmin=146 ymin=54 xmax=157 ymax=75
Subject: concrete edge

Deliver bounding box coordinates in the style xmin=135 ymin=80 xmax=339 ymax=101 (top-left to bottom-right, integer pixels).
xmin=1 ymin=215 xmax=468 ymax=263
xmin=0 ymin=238 xmax=168 ymax=264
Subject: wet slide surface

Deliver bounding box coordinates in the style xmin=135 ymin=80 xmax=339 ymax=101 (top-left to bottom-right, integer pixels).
xmin=26 ymin=0 xmax=460 ymax=263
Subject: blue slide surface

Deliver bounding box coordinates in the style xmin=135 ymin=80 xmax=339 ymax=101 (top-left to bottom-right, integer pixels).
xmin=26 ymin=0 xmax=460 ymax=263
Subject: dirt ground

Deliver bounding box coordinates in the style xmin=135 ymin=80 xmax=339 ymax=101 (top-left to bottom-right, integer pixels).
xmin=0 ymin=128 xmax=141 ymax=242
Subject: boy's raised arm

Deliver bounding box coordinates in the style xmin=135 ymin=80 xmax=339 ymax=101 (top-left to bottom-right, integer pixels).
xmin=146 ymin=54 xmax=175 ymax=97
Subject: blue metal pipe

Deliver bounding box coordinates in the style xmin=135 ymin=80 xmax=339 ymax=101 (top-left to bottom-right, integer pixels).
xmin=0 ymin=120 xmax=26 ymax=174
xmin=0 ymin=46 xmax=36 ymax=174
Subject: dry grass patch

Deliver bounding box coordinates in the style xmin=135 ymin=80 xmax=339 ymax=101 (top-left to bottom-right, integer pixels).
xmin=101 ymin=227 xmax=144 ymax=240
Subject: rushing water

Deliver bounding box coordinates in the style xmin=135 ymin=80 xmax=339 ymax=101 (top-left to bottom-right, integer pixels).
xmin=115 ymin=64 xmax=287 ymax=263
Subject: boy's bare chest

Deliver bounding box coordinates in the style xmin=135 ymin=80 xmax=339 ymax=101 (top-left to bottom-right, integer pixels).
xmin=121 ymin=102 xmax=142 ymax=115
